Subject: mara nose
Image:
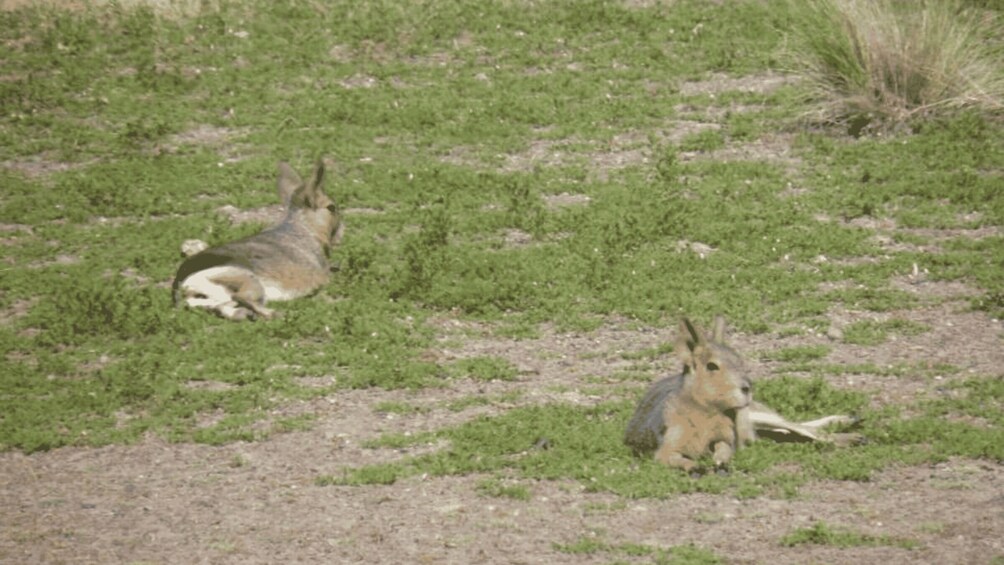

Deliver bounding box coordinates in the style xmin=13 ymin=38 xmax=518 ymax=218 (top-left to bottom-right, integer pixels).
xmin=741 ymin=381 xmax=752 ymax=396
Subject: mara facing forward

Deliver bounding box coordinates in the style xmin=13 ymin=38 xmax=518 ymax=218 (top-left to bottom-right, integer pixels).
xmin=624 ymin=316 xmax=860 ymax=472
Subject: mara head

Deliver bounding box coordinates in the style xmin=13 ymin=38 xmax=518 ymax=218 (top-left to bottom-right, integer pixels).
xmin=676 ymin=316 xmax=752 ymax=412
xmin=277 ymin=158 xmax=344 ymax=251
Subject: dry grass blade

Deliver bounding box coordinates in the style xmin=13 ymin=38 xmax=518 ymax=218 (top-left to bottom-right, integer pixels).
xmin=784 ymin=0 xmax=1004 ymax=127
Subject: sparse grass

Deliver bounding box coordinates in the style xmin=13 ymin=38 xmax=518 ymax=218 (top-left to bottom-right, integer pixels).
xmin=555 ymin=536 xmax=721 ymax=564
xmin=783 ymin=0 xmax=1004 ymax=126
xmin=791 ymin=360 xmax=959 ymax=380
xmin=781 ymin=521 xmax=919 ymax=550
xmin=374 ymin=401 xmax=429 ymax=416
xmin=842 ymin=318 xmax=930 ymax=345
xmin=361 ymin=430 xmax=435 ymax=450
xmin=921 ymin=377 xmax=1004 ymax=426
xmin=621 ymin=342 xmax=677 ymax=361
xmin=476 ymin=476 xmax=532 ymax=501
xmin=679 ymin=129 xmax=726 ymax=153
xmin=915 ymin=521 xmax=945 ymax=535
xmin=446 ymin=356 xmax=519 ymax=382
xmin=754 ymin=375 xmax=867 ymax=420
xmin=761 ymin=344 xmax=830 ymax=363
xmin=822 ymin=287 xmax=918 ymax=312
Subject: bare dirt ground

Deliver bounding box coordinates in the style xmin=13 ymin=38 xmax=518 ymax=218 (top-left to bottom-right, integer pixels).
xmin=2 ymin=279 xmax=1002 ymax=564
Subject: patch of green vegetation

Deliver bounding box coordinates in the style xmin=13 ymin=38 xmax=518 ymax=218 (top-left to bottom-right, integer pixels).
xmin=602 ymin=370 xmax=657 ymax=384
xmin=867 ymin=377 xmax=1004 ymax=462
xmin=446 ymin=356 xmax=519 ymax=382
xmin=679 ymin=129 xmax=726 ymax=153
xmin=974 ymin=290 xmax=1004 ymax=320
xmin=800 ymin=113 xmax=1004 ymax=227
xmin=555 ymin=535 xmax=608 ymax=555
xmin=914 ymin=521 xmax=944 ymax=535
xmin=621 ymin=342 xmax=676 ymax=361
xmin=317 ymin=463 xmax=402 ymax=487
xmin=723 ymin=112 xmax=759 ymax=142
xmin=374 ymin=401 xmax=429 ymax=416
xmin=842 ymin=319 xmax=930 ymax=346
xmin=24 ymin=276 xmax=184 ymax=347
xmin=921 ymin=377 xmax=1004 ymax=426
xmin=492 ymin=318 xmax=542 ymax=340
xmin=775 ymin=326 xmax=807 ymax=338
xmin=780 ymin=361 xmax=959 ymax=380
xmin=936 ymin=236 xmax=1004 ymax=318
xmin=361 ymin=431 xmax=436 ymax=450
xmin=755 ymin=376 xmax=867 ymax=421
xmin=760 ymin=344 xmax=830 ymax=363
xmin=476 ymin=476 xmax=532 ymax=501
xmin=821 ymin=287 xmax=918 ymax=312
xmin=781 ymin=521 xmax=919 ymax=550
xmin=1 ymin=270 xmax=441 ymax=451
xmin=272 ymin=414 xmax=316 ymax=433
xmin=555 ymin=536 xmax=721 ymax=565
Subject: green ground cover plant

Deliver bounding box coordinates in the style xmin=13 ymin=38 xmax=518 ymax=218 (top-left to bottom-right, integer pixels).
xmin=476 ymin=476 xmax=532 ymax=501
xmin=780 ymin=521 xmax=919 ymax=550
xmin=555 ymin=536 xmax=722 ymax=564
xmin=446 ymin=356 xmax=520 ymax=382
xmin=841 ymin=318 xmax=930 ymax=346
xmin=0 ymin=0 xmax=1001 ymax=520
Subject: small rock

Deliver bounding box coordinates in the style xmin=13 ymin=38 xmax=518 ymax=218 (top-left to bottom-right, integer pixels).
xmin=826 ymin=326 xmax=844 ymax=341
xmin=181 ymin=239 xmax=209 ymax=257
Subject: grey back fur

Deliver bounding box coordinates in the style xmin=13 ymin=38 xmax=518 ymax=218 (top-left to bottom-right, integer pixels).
xmin=623 ymin=373 xmax=685 ymax=455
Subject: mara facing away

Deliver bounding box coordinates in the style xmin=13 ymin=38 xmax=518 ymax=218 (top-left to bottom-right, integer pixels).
xmin=172 ymin=159 xmax=345 ymax=321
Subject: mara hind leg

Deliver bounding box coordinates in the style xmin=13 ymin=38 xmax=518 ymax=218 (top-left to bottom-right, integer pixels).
xmin=179 ymin=268 xmax=244 ymax=319
xmin=211 ymin=270 xmax=275 ymax=320
xmin=799 ymin=415 xmax=858 ymax=431
xmin=180 ymin=267 xmax=271 ymax=321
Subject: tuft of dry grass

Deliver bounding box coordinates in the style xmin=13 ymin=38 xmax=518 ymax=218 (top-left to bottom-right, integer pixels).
xmin=784 ymin=0 xmax=1004 ymax=127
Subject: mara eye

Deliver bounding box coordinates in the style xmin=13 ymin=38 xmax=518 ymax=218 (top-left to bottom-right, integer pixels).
xmin=706 ymin=362 xmax=719 ymax=371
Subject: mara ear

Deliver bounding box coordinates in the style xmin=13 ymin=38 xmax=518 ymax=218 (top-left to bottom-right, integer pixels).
xmin=711 ymin=315 xmax=727 ymax=343
xmin=306 ymin=157 xmax=326 ymax=193
xmin=683 ymin=318 xmax=702 ymax=350
xmin=277 ymin=162 xmax=304 ymax=206
xmin=289 ymin=158 xmax=328 ymax=209
xmin=675 ymin=318 xmax=705 ymax=367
